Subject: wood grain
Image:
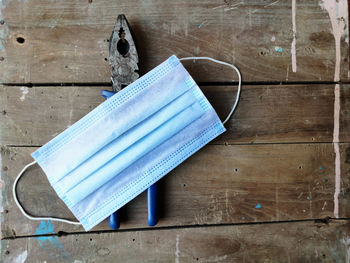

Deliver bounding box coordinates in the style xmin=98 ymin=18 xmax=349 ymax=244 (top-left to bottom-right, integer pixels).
xmin=2 ymin=220 xmax=350 ymax=262
xmin=0 ymin=0 xmax=348 ymax=83
xmin=2 ymin=143 xmax=350 ymax=237
xmin=1 ymin=84 xmax=350 ymax=146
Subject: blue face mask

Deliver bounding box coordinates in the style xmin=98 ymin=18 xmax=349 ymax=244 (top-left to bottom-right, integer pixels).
xmin=13 ymin=55 xmax=241 ymax=231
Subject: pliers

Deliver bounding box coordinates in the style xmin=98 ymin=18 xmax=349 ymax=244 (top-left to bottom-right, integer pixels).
xmin=101 ymin=14 xmax=158 ymax=229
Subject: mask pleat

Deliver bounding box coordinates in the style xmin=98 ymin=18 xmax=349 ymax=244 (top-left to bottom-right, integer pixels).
xmin=53 ymin=88 xmax=198 ymax=198
xmin=63 ymin=101 xmax=205 ymax=206
xmin=72 ymin=109 xmax=224 ymax=228
xmin=34 ymin=63 xmax=190 ymax=185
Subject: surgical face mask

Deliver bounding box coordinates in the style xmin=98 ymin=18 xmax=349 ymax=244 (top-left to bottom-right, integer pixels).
xmin=13 ymin=55 xmax=241 ymax=231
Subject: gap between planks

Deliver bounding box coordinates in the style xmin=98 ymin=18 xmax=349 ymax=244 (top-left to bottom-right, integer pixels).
xmin=4 ymin=141 xmax=350 ymax=148
xmin=3 ymin=217 xmax=350 ymax=240
xmin=2 ymin=80 xmax=350 ymax=87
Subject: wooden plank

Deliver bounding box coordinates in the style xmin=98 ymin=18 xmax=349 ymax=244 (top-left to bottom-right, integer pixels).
xmin=1 ymin=84 xmax=350 ymax=146
xmin=2 ymin=220 xmax=350 ymax=262
xmin=2 ymin=143 xmax=350 ymax=237
xmin=0 ymin=0 xmax=348 ymax=83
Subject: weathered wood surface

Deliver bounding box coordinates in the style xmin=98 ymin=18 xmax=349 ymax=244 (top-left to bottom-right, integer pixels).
xmin=1 ymin=0 xmax=350 ymax=261
xmin=2 ymin=143 xmax=350 ymax=237
xmin=2 ymin=220 xmax=350 ymax=262
xmin=0 ymin=0 xmax=348 ymax=83
xmin=1 ymin=84 xmax=350 ymax=146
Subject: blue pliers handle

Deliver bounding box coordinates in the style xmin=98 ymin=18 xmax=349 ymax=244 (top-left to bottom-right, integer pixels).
xmin=101 ymin=90 xmax=158 ymax=229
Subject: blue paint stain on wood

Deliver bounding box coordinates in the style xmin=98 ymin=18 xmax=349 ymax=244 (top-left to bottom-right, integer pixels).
xmin=274 ymin=46 xmax=283 ymax=53
xmin=255 ymin=203 xmax=262 ymax=209
xmin=0 ymin=21 xmax=9 ymax=51
xmin=35 ymin=221 xmax=70 ymax=259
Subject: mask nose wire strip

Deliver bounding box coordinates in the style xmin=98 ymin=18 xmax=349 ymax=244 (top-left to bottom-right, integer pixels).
xmin=179 ymin=57 xmax=242 ymax=125
xmin=12 ymin=160 xmax=82 ymax=225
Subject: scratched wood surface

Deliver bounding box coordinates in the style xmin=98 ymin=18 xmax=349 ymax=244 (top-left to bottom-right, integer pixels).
xmin=0 ymin=0 xmax=348 ymax=83
xmin=1 ymin=0 xmax=350 ymax=261
xmin=1 ymin=84 xmax=350 ymax=146
xmin=1 ymin=142 xmax=350 ymax=237
xmin=2 ymin=220 xmax=350 ymax=262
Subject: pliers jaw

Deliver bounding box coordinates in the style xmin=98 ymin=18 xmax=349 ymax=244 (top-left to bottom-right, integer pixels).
xmin=109 ymin=14 xmax=139 ymax=92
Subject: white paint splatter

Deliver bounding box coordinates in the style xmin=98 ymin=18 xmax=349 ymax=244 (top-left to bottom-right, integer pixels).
xmin=0 ymin=0 xmax=9 ymax=59
xmin=0 ymin=153 xmax=2 ymax=243
xmin=271 ymin=36 xmax=276 ymax=42
xmin=314 ymin=248 xmax=319 ymax=258
xmin=291 ymin=0 xmax=297 ymax=72
xmin=333 ymin=84 xmax=341 ymax=218
xmin=319 ymin=0 xmax=348 ymax=218
xmin=322 ymin=201 xmax=327 ymax=211
xmin=342 ymin=236 xmax=350 ymax=263
xmin=224 ymin=2 xmax=244 ymax=11
xmin=207 ymin=255 xmax=228 ymax=262
xmin=175 ymin=234 xmax=180 ymax=263
xmin=20 ymin=87 xmax=28 ymax=101
xmin=248 ymin=8 xmax=252 ymax=27
xmin=12 ymin=250 xmax=28 ymax=263
xmin=264 ymin=0 xmax=280 ymax=8
xmin=319 ymin=0 xmax=348 ymax=82
xmin=212 ymin=4 xmax=226 ymax=10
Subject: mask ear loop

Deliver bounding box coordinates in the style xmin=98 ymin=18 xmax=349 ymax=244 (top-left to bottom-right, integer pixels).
xmin=179 ymin=57 xmax=242 ymax=125
xmin=13 ymin=160 xmax=82 ymax=225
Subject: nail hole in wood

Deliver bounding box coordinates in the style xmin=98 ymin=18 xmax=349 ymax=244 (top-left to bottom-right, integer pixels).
xmin=104 ymin=58 xmax=108 ymax=61
xmin=5 ymin=251 xmax=10 ymax=255
xmin=16 ymin=37 xmax=25 ymax=44
xmin=0 ymin=57 xmax=4 ymax=61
